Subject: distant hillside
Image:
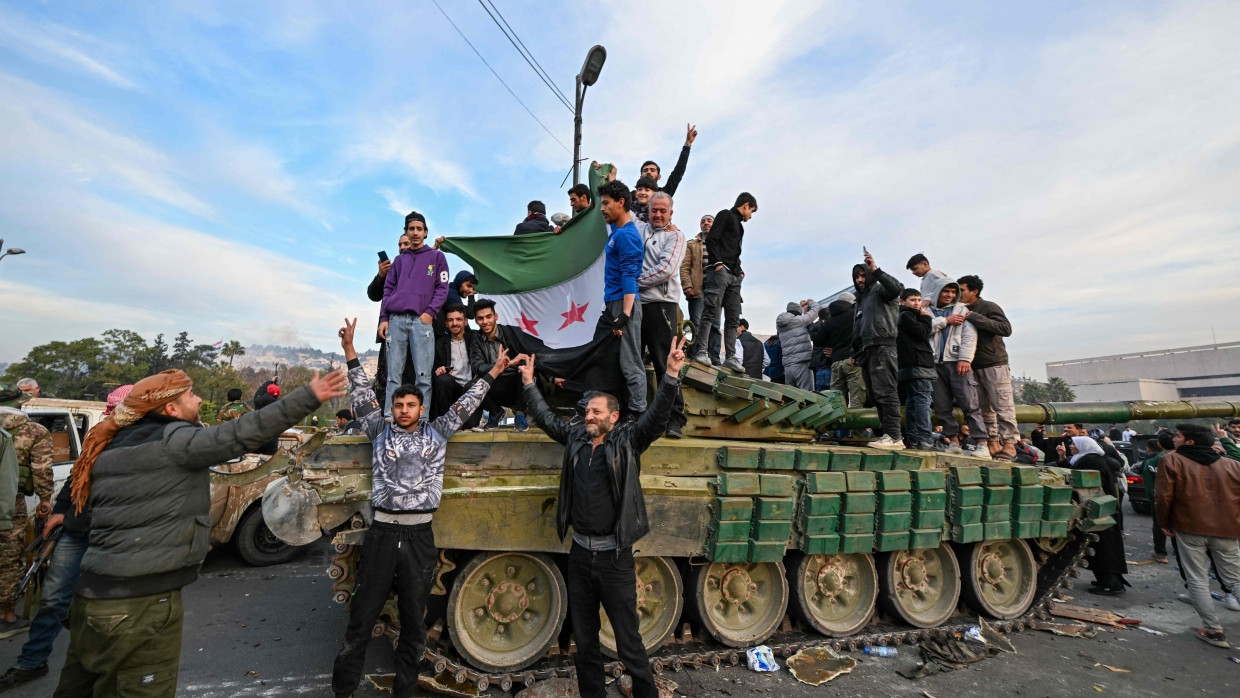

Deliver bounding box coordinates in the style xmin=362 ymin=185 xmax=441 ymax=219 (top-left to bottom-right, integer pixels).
xmin=235 ymin=344 xmax=380 ymax=376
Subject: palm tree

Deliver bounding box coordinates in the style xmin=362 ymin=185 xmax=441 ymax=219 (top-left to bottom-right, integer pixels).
xmin=221 ymin=340 xmax=246 ymax=367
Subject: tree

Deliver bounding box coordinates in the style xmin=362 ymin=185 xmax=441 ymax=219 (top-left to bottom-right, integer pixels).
xmin=149 ymin=334 xmax=170 ymax=373
xmin=220 ymin=340 xmax=246 ymax=367
xmin=171 ymin=331 xmax=193 ymax=368
xmin=1046 ymin=378 xmax=1076 ymax=402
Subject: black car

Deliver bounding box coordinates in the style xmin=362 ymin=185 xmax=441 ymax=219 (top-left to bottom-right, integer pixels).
xmin=1117 ymin=438 xmax=1156 ymax=515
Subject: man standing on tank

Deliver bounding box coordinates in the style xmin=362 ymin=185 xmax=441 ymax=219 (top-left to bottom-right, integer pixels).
xmin=518 ymin=337 xmax=687 ymax=698
xmin=851 ymin=251 xmax=905 ymax=450
xmin=692 ymin=193 xmax=758 ymax=373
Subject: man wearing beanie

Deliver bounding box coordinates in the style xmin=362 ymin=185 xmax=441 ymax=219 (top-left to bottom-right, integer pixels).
xmin=776 ymin=299 xmax=821 ymax=391
xmin=53 ymin=367 xmax=346 ymax=697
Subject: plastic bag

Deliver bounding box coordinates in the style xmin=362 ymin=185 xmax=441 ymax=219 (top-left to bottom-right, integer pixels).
xmin=746 ymin=645 xmax=779 ymax=672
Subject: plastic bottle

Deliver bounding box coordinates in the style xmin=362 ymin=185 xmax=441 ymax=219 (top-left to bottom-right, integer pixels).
xmin=863 ymin=646 xmax=898 ymax=657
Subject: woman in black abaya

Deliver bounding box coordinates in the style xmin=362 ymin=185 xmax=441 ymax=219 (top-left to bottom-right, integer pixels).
xmin=1061 ymin=436 xmax=1129 ymax=595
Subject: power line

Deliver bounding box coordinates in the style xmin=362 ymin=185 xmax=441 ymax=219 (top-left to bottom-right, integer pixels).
xmin=428 ymin=0 xmax=571 ymax=154
xmin=477 ymin=0 xmax=573 ymax=110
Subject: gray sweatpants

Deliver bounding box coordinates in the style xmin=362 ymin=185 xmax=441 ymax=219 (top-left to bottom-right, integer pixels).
xmin=1176 ymin=532 xmax=1240 ymax=631
xmin=932 ymin=362 xmax=988 ymax=443
xmin=609 ymin=298 xmax=646 ymax=413
xmin=785 ymin=360 xmax=814 ymax=391
xmin=974 ymin=364 xmax=1019 ymax=445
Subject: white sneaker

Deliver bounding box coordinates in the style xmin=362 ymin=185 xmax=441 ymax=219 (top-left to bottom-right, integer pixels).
xmin=869 ymin=435 xmax=906 ymax=451
xmin=1225 ymin=593 xmax=1240 ymax=612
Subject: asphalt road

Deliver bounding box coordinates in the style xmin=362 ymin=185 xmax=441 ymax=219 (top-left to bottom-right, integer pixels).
xmin=2 ymin=505 xmax=1237 ymax=697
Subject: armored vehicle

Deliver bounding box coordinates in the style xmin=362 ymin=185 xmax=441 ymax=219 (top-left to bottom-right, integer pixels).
xmin=233 ymin=364 xmax=1238 ymax=691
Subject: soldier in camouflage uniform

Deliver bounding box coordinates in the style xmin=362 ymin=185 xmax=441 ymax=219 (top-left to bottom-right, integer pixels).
xmin=0 ymin=384 xmax=54 ymax=639
xmin=215 ymin=388 xmax=251 ymax=424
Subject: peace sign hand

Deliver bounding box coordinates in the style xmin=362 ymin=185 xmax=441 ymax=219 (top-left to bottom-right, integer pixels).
xmin=666 ymin=335 xmax=688 ymax=376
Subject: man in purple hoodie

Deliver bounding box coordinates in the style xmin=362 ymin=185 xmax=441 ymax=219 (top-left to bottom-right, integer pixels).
xmin=379 ymin=211 xmax=450 ymax=419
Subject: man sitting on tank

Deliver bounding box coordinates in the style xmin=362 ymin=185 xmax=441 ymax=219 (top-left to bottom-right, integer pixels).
xmin=331 ymin=317 xmax=521 ymax=698
xmin=516 ymin=337 xmax=687 ymax=698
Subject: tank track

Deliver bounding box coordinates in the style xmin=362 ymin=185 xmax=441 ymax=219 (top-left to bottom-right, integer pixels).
xmin=326 ymin=533 xmax=1094 ymax=693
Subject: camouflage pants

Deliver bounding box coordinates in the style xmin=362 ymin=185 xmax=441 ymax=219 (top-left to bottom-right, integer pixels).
xmin=0 ymin=497 xmax=28 ymax=615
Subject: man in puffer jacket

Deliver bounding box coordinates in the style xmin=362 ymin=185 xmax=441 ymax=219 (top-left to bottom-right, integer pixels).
xmin=851 ymin=253 xmax=905 ymax=450
xmin=776 ymin=299 xmax=820 ymax=391
xmin=926 ymin=276 xmax=987 ymax=456
xmin=332 ymin=318 xmax=515 ymax=698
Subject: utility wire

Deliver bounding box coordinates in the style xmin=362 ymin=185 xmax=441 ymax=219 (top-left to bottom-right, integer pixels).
xmin=429 ymin=0 xmax=571 ymax=154
xmin=478 ymin=0 xmax=573 ymax=110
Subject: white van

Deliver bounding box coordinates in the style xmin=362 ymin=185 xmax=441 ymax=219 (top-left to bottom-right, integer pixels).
xmin=20 ymin=398 xmax=108 ymax=510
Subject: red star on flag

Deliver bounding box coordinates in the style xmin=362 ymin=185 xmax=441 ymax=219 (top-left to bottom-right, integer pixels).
xmin=558 ymin=300 xmax=589 ymax=331
xmin=518 ymin=311 xmax=540 ymax=336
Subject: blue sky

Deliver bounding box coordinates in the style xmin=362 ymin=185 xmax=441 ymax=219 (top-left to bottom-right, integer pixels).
xmin=2 ymin=0 xmax=1238 ymax=379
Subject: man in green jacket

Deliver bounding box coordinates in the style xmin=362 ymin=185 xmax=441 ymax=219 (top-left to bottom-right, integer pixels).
xmin=1139 ymin=431 xmax=1174 ymax=563
xmin=53 ymin=367 xmax=346 ymax=697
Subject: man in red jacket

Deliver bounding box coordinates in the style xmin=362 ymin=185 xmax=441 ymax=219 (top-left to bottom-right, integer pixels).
xmin=1156 ymin=423 xmax=1240 ymax=649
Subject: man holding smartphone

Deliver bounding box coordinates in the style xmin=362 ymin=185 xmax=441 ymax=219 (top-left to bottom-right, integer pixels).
xmin=379 ymin=212 xmax=450 ymax=420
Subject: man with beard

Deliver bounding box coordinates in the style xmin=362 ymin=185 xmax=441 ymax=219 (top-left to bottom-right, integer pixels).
xmin=851 ymin=251 xmax=905 ymax=450
xmin=518 ymin=337 xmax=687 ymax=698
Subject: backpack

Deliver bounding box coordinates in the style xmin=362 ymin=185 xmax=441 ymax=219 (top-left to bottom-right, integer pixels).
xmin=0 ymin=427 xmax=19 ymax=529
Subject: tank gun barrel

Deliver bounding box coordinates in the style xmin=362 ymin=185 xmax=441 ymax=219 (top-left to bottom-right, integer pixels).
xmin=836 ymin=400 xmax=1240 ymax=430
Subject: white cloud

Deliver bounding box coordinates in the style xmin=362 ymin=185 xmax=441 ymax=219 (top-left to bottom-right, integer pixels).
xmin=348 ymin=107 xmax=480 ymax=200
xmin=0 ymin=9 xmax=136 ymax=89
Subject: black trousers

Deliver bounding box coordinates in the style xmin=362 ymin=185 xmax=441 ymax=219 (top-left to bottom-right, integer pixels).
xmin=861 ymin=345 xmax=902 ymax=440
xmin=431 ymin=373 xmax=484 ymax=429
xmin=640 ymin=301 xmax=686 ymax=426
xmin=483 ymin=373 xmax=526 ymax=414
xmin=1151 ymin=499 xmax=1167 ymax=556
xmin=567 ymin=544 xmax=656 ymax=698
xmin=332 ymin=522 xmax=437 ymax=698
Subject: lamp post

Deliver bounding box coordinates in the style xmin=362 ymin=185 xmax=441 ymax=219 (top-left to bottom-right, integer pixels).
xmin=573 ymin=45 xmax=607 ymax=187
xmin=0 ymin=238 xmax=25 ymax=264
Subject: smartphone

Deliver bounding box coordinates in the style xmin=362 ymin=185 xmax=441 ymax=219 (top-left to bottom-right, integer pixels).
xmin=863 ymin=246 xmax=869 ymax=256
xmin=378 ymin=250 xmax=389 ymax=262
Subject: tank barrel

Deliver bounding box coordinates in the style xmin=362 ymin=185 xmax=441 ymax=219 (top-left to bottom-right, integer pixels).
xmin=837 ymin=400 xmax=1240 ymax=430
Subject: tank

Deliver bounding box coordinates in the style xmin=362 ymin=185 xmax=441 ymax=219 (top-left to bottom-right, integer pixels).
xmin=232 ymin=364 xmax=1238 ymax=691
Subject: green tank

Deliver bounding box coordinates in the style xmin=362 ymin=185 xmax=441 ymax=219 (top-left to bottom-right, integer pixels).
xmin=232 ymin=364 xmax=1238 ymax=691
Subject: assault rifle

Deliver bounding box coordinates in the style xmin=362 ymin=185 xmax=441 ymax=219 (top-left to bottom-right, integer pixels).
xmin=16 ymin=525 xmax=62 ymax=602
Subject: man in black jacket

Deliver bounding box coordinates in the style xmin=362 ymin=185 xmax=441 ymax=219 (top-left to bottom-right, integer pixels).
xmin=851 ymin=251 xmax=905 ymax=450
xmin=519 ymin=337 xmax=686 ymax=698
xmin=514 ymin=201 xmax=555 ymax=235
xmin=897 ymin=290 xmax=937 ymax=450
xmin=639 ymin=123 xmax=697 ymax=196
xmin=823 ymin=294 xmax=865 ymax=408
xmin=958 ymin=275 xmax=1018 ymax=460
xmin=431 ymin=305 xmax=484 ymax=429
xmin=692 ymin=192 xmax=757 ymax=373
xmin=737 ymin=319 xmax=765 ymax=380
xmin=469 ymin=300 xmax=526 ymax=429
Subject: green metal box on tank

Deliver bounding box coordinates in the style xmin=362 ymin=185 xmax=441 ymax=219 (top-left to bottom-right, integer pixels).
xmin=228 ymin=360 xmax=1239 ymax=690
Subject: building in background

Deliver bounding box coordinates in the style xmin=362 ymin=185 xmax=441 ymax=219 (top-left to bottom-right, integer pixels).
xmin=1046 ymin=341 xmax=1240 ymax=402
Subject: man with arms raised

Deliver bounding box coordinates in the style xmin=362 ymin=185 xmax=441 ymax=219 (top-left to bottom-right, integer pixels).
xmin=518 ymin=336 xmax=687 ymax=698
xmin=332 ymin=317 xmax=516 ymax=698
xmin=54 ymin=367 xmax=346 ymax=696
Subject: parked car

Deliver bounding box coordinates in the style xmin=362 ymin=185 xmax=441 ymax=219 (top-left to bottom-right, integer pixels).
xmin=1115 ymin=437 xmax=1157 ymax=515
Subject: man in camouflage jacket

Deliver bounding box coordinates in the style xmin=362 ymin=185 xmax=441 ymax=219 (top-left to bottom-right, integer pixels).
xmin=0 ymin=384 xmax=54 ymax=639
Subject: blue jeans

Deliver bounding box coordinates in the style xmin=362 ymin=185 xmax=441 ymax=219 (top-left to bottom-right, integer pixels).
xmin=686 ymin=296 xmax=721 ymax=362
xmin=385 ymin=313 xmax=435 ymax=418
xmin=815 ymin=367 xmax=832 ymax=392
xmin=902 ymin=378 xmax=934 ymax=447
xmin=16 ymin=530 xmax=88 ymax=670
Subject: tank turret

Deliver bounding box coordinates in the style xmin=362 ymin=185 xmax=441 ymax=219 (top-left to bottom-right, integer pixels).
xmin=222 ymin=360 xmax=1201 ymax=689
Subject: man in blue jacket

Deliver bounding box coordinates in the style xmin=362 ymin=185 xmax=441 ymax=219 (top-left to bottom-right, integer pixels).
xmin=379 ymin=211 xmax=450 ymax=419
xmin=599 ymin=180 xmax=647 ymax=416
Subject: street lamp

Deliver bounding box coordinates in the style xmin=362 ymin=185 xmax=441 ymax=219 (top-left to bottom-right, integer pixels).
xmin=573 ymin=44 xmax=607 ymax=186
xmin=0 ymin=238 xmax=25 ymax=263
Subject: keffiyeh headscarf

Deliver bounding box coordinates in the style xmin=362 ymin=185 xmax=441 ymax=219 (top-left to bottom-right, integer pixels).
xmin=71 ymin=370 xmax=192 ymax=513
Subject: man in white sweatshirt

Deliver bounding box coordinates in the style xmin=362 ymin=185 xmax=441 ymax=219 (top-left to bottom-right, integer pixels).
xmin=638 ymin=191 xmax=687 ymax=437
xmin=926 ymin=276 xmax=988 ymax=456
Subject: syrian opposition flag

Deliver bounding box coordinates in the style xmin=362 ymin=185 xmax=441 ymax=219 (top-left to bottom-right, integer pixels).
xmin=439 ymin=166 xmax=622 ymax=393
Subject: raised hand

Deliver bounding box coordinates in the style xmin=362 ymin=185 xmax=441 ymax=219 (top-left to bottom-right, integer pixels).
xmin=309 ymin=368 xmax=348 ymax=402
xmin=685 ymin=123 xmax=698 ymax=146
xmin=518 ymin=354 xmax=537 ymax=385
xmin=864 ymin=251 xmax=877 ymax=271
xmin=666 ymin=335 xmax=688 ymax=376
xmin=489 ymin=344 xmax=511 ymax=377
xmin=339 ymin=317 xmax=358 ymax=350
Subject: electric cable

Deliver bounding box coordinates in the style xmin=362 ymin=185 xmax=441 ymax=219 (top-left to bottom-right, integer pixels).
xmin=477 ymin=0 xmax=573 ymax=110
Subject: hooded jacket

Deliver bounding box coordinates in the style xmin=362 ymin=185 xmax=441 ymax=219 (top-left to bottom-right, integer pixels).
xmin=380 ymin=244 xmax=450 ymax=322
xmin=1156 ymin=450 xmax=1240 ymax=539
xmin=918 ymin=268 xmax=950 ymax=301
xmin=445 ymin=270 xmax=477 ymax=318
xmin=524 ymin=375 xmax=679 ymax=550
xmin=514 ymin=212 xmax=554 ymax=235
xmin=964 ymin=298 xmax=1011 ymax=369
xmin=897 ymin=305 xmax=937 ymax=381
xmin=821 ymin=299 xmax=856 ymax=364
xmin=926 ymin=276 xmax=978 ymax=364
xmin=851 ymin=265 xmax=903 ymax=352
xmin=776 ymin=302 xmax=821 ymax=367
xmin=638 ymin=224 xmax=686 ymax=303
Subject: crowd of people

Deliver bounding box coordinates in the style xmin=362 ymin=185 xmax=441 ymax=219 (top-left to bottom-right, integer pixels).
xmin=0 ymin=122 xmax=1238 ymax=698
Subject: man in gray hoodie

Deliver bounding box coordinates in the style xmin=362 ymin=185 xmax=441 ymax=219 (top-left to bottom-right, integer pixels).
xmin=776 ymin=299 xmax=821 ymax=391
xmin=926 ymin=276 xmax=987 ymax=456
xmin=638 ymin=192 xmax=687 ymax=437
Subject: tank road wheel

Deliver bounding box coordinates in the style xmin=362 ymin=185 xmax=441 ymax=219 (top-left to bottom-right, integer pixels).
xmin=961 ymin=540 xmax=1038 ymax=619
xmin=879 ymin=545 xmax=961 ymax=628
xmin=447 ymin=552 xmax=567 ymax=672
xmin=693 ymin=562 xmax=789 ymax=647
xmin=600 ymin=556 xmax=684 ymax=658
xmin=789 ymin=553 xmax=878 ymax=637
